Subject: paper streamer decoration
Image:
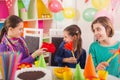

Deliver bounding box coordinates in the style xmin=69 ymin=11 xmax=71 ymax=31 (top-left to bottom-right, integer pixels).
xmin=22 ymin=0 xmax=30 ymax=11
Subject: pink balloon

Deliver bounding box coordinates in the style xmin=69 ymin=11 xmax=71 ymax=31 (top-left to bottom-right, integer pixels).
xmin=48 ymin=0 xmax=62 ymax=13
xmin=95 ymin=10 xmax=114 ymax=23
xmin=111 ymin=0 xmax=119 ymax=11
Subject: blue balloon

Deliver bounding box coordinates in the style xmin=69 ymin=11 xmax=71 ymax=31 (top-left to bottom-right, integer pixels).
xmin=54 ymin=11 xmax=64 ymax=21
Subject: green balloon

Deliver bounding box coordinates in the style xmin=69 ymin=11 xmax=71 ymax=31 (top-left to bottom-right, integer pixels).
xmin=54 ymin=11 xmax=64 ymax=21
xmin=83 ymin=8 xmax=97 ymax=22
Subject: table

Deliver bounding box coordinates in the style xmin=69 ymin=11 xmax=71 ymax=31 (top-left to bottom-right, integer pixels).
xmin=47 ymin=66 xmax=119 ymax=80
xmin=0 ymin=66 xmax=119 ymax=80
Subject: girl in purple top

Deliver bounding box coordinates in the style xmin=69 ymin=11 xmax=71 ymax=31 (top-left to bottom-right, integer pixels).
xmin=0 ymin=15 xmax=46 ymax=63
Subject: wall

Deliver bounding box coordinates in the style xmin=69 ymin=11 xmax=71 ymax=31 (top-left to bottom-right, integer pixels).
xmin=52 ymin=0 xmax=120 ymax=53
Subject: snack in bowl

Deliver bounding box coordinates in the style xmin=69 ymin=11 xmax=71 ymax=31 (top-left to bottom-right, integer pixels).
xmin=53 ymin=67 xmax=72 ymax=79
xmin=17 ymin=63 xmax=32 ymax=70
xmin=15 ymin=67 xmax=52 ymax=80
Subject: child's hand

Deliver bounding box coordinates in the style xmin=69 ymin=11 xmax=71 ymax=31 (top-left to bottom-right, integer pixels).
xmin=96 ymin=62 xmax=109 ymax=71
xmin=63 ymin=57 xmax=77 ymax=63
xmin=31 ymin=48 xmax=47 ymax=58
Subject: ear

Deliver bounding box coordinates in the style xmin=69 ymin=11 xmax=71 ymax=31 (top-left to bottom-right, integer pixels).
xmin=73 ymin=35 xmax=77 ymax=40
xmin=8 ymin=27 xmax=13 ymax=31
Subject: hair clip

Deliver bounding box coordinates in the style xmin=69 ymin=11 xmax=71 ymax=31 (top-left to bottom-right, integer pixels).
xmin=76 ymin=31 xmax=79 ymax=34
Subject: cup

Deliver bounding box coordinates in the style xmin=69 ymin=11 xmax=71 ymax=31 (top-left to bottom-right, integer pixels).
xmin=63 ymin=71 xmax=73 ymax=80
xmin=98 ymin=70 xmax=108 ymax=80
xmin=34 ymin=61 xmax=39 ymax=67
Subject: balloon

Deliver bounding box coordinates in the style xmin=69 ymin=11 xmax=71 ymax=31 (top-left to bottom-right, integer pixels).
xmin=54 ymin=11 xmax=64 ymax=21
xmin=95 ymin=10 xmax=114 ymax=23
xmin=63 ymin=7 xmax=75 ymax=19
xmin=48 ymin=0 xmax=63 ymax=13
xmin=111 ymin=0 xmax=119 ymax=11
xmin=92 ymin=0 xmax=110 ymax=10
xmin=85 ymin=0 xmax=89 ymax=3
xmin=83 ymin=8 xmax=97 ymax=22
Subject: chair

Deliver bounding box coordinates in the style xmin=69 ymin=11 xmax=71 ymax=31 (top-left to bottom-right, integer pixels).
xmin=24 ymin=28 xmax=43 ymax=54
xmin=49 ymin=29 xmax=64 ymax=66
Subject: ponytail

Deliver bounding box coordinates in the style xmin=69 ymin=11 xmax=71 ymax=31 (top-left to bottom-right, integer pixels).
xmin=0 ymin=27 xmax=6 ymax=43
xmin=76 ymin=32 xmax=82 ymax=58
xmin=64 ymin=24 xmax=82 ymax=58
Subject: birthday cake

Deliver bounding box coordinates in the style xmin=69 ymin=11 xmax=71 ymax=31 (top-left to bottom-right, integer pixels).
xmin=14 ymin=67 xmax=52 ymax=80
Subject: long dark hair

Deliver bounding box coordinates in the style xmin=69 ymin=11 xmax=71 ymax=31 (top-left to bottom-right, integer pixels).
xmin=0 ymin=15 xmax=23 ymax=42
xmin=64 ymin=24 xmax=82 ymax=58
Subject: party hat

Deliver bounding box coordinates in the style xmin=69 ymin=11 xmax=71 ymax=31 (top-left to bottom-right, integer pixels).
xmin=22 ymin=0 xmax=30 ymax=11
xmin=84 ymin=54 xmax=97 ymax=78
xmin=74 ymin=64 xmax=85 ymax=80
xmin=38 ymin=55 xmax=46 ymax=68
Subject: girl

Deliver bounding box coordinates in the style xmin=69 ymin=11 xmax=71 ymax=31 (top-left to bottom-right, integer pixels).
xmin=0 ymin=15 xmax=46 ymax=63
xmin=54 ymin=24 xmax=86 ymax=68
xmin=89 ymin=16 xmax=120 ymax=78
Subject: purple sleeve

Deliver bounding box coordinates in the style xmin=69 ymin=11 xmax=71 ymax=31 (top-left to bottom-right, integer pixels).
xmin=0 ymin=43 xmax=35 ymax=64
xmin=20 ymin=55 xmax=35 ymax=63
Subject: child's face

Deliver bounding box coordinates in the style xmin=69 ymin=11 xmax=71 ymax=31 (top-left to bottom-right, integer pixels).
xmin=92 ymin=23 xmax=108 ymax=42
xmin=8 ymin=22 xmax=23 ymax=38
xmin=63 ymin=31 xmax=74 ymax=43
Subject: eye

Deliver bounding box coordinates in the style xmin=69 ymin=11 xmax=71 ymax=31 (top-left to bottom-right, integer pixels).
xmin=97 ymin=27 xmax=101 ymax=31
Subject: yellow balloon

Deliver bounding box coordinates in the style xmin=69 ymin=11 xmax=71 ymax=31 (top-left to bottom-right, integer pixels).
xmin=63 ymin=7 xmax=75 ymax=19
xmin=92 ymin=0 xmax=110 ymax=10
